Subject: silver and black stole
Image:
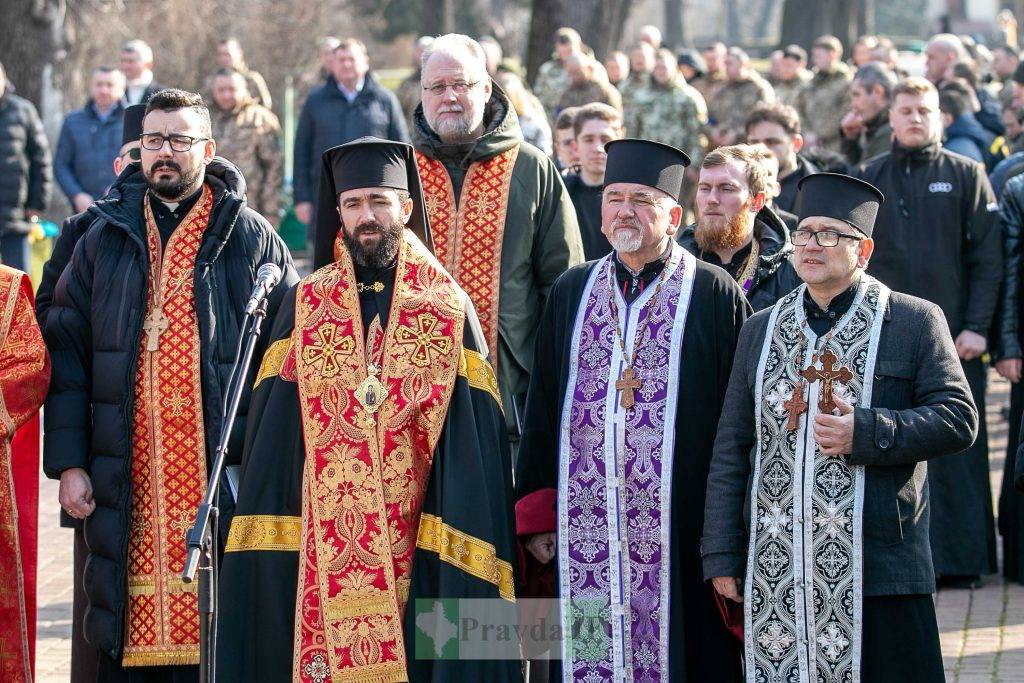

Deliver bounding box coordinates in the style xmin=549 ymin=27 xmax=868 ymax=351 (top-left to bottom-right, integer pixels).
xmin=745 ymin=276 xmax=890 ymax=683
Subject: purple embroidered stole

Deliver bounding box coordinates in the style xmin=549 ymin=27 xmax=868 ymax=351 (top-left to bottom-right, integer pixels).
xmin=557 ymin=245 xmax=696 ymax=682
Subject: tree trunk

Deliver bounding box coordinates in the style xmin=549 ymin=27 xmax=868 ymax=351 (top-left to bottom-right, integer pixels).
xmin=0 ymin=0 xmax=63 ymax=110
xmin=724 ymin=0 xmax=742 ymax=45
xmin=663 ymin=0 xmax=685 ymax=51
xmin=525 ymin=0 xmax=635 ymax=84
xmin=422 ymin=0 xmax=457 ymax=37
xmin=780 ymin=0 xmax=859 ymax=56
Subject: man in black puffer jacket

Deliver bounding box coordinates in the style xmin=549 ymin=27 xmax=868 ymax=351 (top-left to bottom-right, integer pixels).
xmin=41 ymin=89 xmax=298 ymax=680
xmin=0 ymin=62 xmax=52 ymax=271
xmin=679 ymin=143 xmax=802 ymax=311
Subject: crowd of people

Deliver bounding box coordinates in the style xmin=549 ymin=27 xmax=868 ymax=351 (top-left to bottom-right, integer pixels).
xmin=1 ymin=17 xmax=1024 ymax=683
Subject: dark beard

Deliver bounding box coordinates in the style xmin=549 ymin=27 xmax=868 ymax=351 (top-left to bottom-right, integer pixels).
xmin=341 ymin=219 xmax=401 ymax=268
xmin=694 ymin=204 xmax=753 ymax=254
xmin=145 ymin=160 xmax=204 ymax=201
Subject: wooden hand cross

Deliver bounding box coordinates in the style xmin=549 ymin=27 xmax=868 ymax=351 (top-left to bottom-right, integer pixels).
xmin=799 ymin=349 xmax=853 ymax=414
xmin=615 ymin=366 xmax=642 ymax=410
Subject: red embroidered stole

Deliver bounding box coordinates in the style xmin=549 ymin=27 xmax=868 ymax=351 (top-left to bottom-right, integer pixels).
xmin=292 ymin=234 xmax=465 ymax=682
xmin=415 ymin=146 xmax=517 ymax=364
xmin=0 ymin=266 xmax=49 ymax=683
xmin=123 ymin=189 xmax=212 ymax=667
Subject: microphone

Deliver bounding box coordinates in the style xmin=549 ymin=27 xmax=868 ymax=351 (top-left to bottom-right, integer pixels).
xmin=244 ymin=263 xmax=282 ymax=316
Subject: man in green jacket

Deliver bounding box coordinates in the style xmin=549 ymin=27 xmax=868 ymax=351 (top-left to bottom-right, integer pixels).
xmin=413 ymin=33 xmax=584 ymax=437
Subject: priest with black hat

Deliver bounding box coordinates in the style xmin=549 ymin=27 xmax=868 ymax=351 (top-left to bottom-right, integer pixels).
xmin=703 ymin=172 xmax=978 ymax=682
xmin=514 ymin=138 xmax=750 ymax=681
xmin=215 ymin=136 xmax=520 ymax=682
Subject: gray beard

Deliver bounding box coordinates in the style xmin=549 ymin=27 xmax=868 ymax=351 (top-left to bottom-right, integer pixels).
xmin=608 ymin=229 xmax=643 ymax=253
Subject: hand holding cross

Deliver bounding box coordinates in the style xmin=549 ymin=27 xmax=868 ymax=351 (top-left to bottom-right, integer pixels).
xmin=800 ymin=349 xmax=853 ymax=414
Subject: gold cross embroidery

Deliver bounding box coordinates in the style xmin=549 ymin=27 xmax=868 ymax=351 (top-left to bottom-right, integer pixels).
xmin=130 ymin=516 xmax=151 ymax=541
xmin=395 ymin=313 xmax=452 ymax=367
xmin=170 ymin=510 xmax=194 ymax=537
xmin=424 ymin=191 xmax=446 ymax=218
xmin=164 ymin=270 xmax=192 ymax=300
xmin=466 ymin=193 xmax=498 ymax=220
xmin=161 ymin=389 xmax=190 ymax=417
xmin=301 ymin=322 xmax=355 ymax=378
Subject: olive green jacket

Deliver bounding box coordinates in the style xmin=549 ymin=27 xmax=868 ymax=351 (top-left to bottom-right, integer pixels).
xmin=412 ymin=90 xmax=584 ymax=428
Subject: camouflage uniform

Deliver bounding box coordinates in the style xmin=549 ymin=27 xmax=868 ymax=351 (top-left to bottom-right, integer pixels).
xmin=533 ymin=58 xmax=570 ymax=118
xmin=708 ymin=73 xmax=775 ymax=140
xmin=690 ymin=70 xmax=727 ymax=109
xmin=211 ymin=99 xmax=283 ymax=220
xmin=619 ymin=71 xmax=650 ymax=118
xmin=557 ymin=78 xmax=623 ymax=113
xmin=206 ymin=67 xmax=273 ymax=110
xmin=796 ymin=63 xmax=853 ymax=152
xmin=395 ymin=70 xmax=422 ymax=135
xmin=629 ymin=77 xmax=706 ymax=166
xmin=771 ymin=71 xmax=811 ymax=109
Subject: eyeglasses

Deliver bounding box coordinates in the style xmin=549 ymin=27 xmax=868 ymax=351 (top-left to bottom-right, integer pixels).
xmin=121 ymin=147 xmax=141 ymax=162
xmin=422 ymin=81 xmax=479 ymax=97
xmin=791 ymin=229 xmax=863 ymax=247
xmin=140 ymin=132 xmax=210 ymax=152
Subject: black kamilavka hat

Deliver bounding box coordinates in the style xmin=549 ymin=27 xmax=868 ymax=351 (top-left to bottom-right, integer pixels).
xmin=795 ymin=172 xmax=884 ymax=237
xmin=122 ymin=104 xmax=147 ymax=146
xmin=603 ymin=138 xmax=691 ymax=202
xmin=312 ymin=136 xmax=432 ymax=270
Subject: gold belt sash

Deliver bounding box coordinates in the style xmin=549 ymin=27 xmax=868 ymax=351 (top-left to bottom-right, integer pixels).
xmin=122 ymin=188 xmax=211 ymax=667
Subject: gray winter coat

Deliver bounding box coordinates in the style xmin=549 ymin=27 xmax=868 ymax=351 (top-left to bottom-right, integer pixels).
xmin=702 ymin=289 xmax=978 ymax=595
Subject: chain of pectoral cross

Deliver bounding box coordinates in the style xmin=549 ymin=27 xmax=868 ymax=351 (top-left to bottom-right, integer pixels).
xmin=607 ymin=259 xmax=671 ymax=411
xmin=783 ymin=328 xmax=854 ymax=431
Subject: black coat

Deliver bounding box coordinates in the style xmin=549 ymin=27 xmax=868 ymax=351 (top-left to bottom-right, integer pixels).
xmin=293 ymin=73 xmax=409 ymax=204
xmin=0 ymin=91 xmax=52 ymax=236
xmin=41 ymin=158 xmax=299 ymax=659
xmin=851 ymin=142 xmax=1002 ymax=338
xmin=678 ymin=206 xmax=803 ymax=312
xmin=703 ymin=290 xmax=978 ymax=595
xmin=995 ymin=171 xmax=1024 ymax=361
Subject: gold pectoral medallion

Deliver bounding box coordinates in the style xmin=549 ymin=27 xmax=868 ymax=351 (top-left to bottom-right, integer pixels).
xmin=356 ymin=365 xmax=386 ymax=414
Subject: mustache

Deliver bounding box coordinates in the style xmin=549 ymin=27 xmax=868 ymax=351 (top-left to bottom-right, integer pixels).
xmin=438 ymin=105 xmax=464 ymax=113
xmin=611 ymin=219 xmax=641 ymax=231
xmin=150 ymin=160 xmax=182 ymax=174
xmin=354 ymin=220 xmax=386 ymax=234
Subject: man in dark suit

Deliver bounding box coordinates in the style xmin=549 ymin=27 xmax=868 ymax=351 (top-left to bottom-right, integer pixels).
xmin=703 ymin=173 xmax=977 ymax=682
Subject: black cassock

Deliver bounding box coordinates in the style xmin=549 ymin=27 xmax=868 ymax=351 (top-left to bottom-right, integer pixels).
xmin=215 ymin=265 xmax=520 ymax=682
xmin=514 ymin=256 xmax=750 ymax=682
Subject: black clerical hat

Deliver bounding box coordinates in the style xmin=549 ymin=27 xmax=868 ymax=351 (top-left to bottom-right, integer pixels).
xmin=312 ymin=136 xmax=432 ymax=270
xmin=603 ymin=139 xmax=690 ymax=202
xmin=122 ymin=104 xmax=146 ymax=146
xmin=796 ymin=172 xmax=884 ymax=237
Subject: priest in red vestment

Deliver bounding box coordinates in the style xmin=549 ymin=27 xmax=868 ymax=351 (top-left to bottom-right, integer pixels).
xmin=0 ymin=264 xmax=51 ymax=683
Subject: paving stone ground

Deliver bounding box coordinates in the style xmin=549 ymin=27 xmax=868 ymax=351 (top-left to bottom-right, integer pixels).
xmin=30 ymin=373 xmax=1024 ymax=681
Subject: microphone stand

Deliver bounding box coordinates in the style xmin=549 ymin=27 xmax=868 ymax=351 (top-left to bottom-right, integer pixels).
xmin=182 ymin=297 xmax=269 ymax=683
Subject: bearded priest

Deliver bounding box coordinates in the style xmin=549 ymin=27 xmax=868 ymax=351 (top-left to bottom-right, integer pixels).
xmin=514 ymin=138 xmax=751 ymax=681
xmin=703 ymin=173 xmax=978 ymax=682
xmin=216 ymin=137 xmax=520 ymax=683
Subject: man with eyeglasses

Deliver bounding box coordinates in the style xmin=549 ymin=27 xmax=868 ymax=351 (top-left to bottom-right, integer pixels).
xmin=42 ymin=88 xmax=298 ymax=680
xmin=705 ymin=172 xmax=977 ymax=683
xmin=851 ymin=76 xmax=1002 ymax=589
xmin=36 ymin=101 xmax=144 ymax=683
xmin=412 ymin=33 xmax=582 ymax=447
